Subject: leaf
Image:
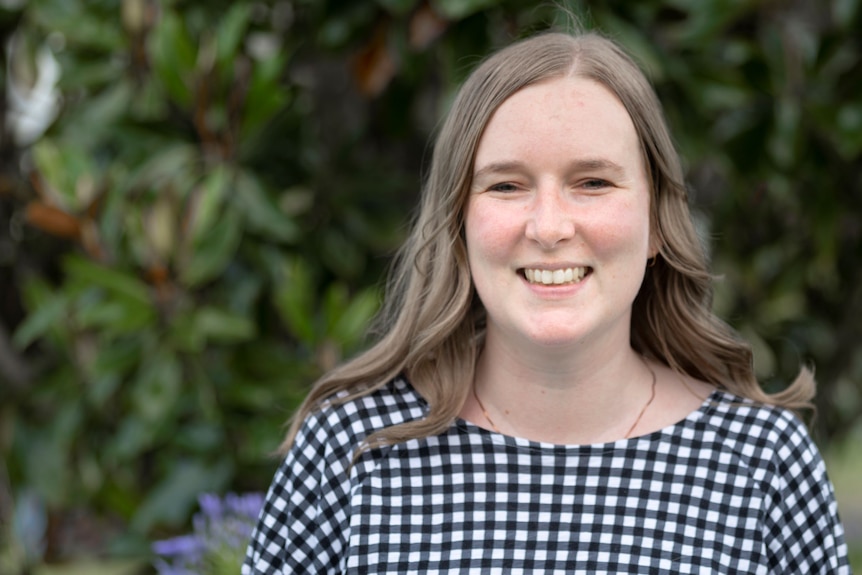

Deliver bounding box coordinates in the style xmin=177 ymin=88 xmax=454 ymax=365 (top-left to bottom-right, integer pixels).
xmin=130 ymin=350 xmax=182 ymax=423
xmin=130 ymin=460 xmax=232 ymax=533
xmin=88 ymin=338 xmax=141 ymax=407
xmin=234 ymin=169 xmax=300 ymax=243
xmin=130 ymin=74 xmax=169 ymax=120
xmin=194 ymin=306 xmax=256 ymax=343
xmin=25 ymin=202 xmax=81 ymax=239
xmin=321 ymin=228 xmax=365 ymax=278
xmin=20 ymin=393 xmax=83 ymax=506
xmin=833 ymin=0 xmax=861 ymax=27
xmin=278 ymin=187 xmax=314 ymax=217
xmin=430 ymin=0 xmax=496 ymax=20
xmin=168 ymin=309 xmax=205 ymax=353
xmin=148 ymin=10 xmax=197 ymax=106
xmin=832 ymin=104 xmax=862 ymax=160
xmin=108 ymin=418 xmax=158 ymax=463
xmin=63 ymin=255 xmax=151 ymax=305
xmin=63 ymin=79 xmax=134 ymax=148
xmin=768 ymin=97 xmax=801 ymax=169
xmin=173 ymin=422 xmax=224 ymax=452
xmin=352 ymin=25 xmax=397 ymax=97
xmin=216 ymin=3 xmax=252 ymax=67
xmin=143 ymin=193 xmax=178 ymax=263
xmin=741 ymin=325 xmax=776 ymax=379
xmin=322 ymin=282 xmax=348 ymax=333
xmin=242 ymin=53 xmax=289 ymax=139
xmin=126 ymin=142 xmax=198 ymax=192
xmin=759 ymin=291 xmax=806 ymax=326
xmin=179 ymin=209 xmax=243 ymax=287
xmin=224 ymin=272 xmax=264 ymax=316
xmin=187 ymin=165 xmax=231 ymax=245
xmin=331 ymin=287 xmax=379 ymax=347
xmin=29 ymin=1 xmax=125 ymax=51
xmin=32 ymin=139 xmax=96 ymax=213
xmin=75 ymin=298 xmax=156 ymax=335
xmin=12 ymin=289 xmax=68 ymax=348
xmin=272 ymin=257 xmax=317 ymax=344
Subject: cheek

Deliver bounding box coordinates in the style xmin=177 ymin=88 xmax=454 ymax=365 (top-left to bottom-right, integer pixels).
xmin=585 ymin=199 xmax=651 ymax=256
xmin=465 ymin=202 xmax=518 ymax=262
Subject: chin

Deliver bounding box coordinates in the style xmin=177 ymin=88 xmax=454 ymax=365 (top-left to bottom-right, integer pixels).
xmin=521 ymin=326 xmax=591 ymax=348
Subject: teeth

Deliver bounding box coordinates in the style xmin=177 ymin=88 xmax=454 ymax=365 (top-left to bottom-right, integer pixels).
xmin=524 ymin=267 xmax=587 ymax=285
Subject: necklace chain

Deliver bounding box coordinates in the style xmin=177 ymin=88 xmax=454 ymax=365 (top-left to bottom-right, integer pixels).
xmin=623 ymin=360 xmax=657 ymax=439
xmin=472 ymin=384 xmax=502 ymax=434
xmin=472 ymin=359 xmax=658 ymax=440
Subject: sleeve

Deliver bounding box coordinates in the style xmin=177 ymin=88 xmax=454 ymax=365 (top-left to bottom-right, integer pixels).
xmin=762 ymin=412 xmax=852 ymax=574
xmin=242 ymin=410 xmax=351 ymax=575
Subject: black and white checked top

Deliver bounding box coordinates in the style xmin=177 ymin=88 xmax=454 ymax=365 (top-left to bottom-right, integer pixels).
xmin=243 ymin=377 xmax=851 ymax=574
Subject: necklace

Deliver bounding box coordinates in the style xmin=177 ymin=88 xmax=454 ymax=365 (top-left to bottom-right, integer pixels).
xmin=472 ymin=359 xmax=658 ymax=440
xmin=472 ymin=384 xmax=502 ymax=434
xmin=623 ymin=360 xmax=657 ymax=439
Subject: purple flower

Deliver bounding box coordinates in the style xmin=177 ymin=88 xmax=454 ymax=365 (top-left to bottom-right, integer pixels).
xmin=152 ymin=492 xmax=264 ymax=575
xmin=152 ymin=534 xmax=204 ymax=557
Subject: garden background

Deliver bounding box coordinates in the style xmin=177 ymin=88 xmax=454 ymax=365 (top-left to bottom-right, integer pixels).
xmin=1 ymin=0 xmax=860 ymax=572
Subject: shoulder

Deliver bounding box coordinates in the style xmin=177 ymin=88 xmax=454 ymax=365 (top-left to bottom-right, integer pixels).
xmin=697 ymin=395 xmax=851 ymax=571
xmin=698 ymin=390 xmax=814 ymax=457
xmin=699 ymin=390 xmax=811 ymax=447
xmin=242 ymin=377 xmax=429 ymax=573
xmin=293 ymin=376 xmax=429 ymax=464
xmin=695 ymin=390 xmax=827 ymax=490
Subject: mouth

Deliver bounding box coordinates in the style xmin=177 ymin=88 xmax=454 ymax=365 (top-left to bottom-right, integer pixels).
xmin=521 ymin=266 xmax=591 ymax=286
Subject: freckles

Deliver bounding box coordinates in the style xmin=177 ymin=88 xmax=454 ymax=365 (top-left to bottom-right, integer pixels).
xmin=468 ymin=206 xmax=517 ymax=250
xmin=584 ymin=211 xmax=630 ymax=245
xmin=590 ymin=198 xmax=648 ymax=238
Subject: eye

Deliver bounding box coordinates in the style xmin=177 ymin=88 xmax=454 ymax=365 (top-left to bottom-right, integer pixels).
xmin=581 ymin=178 xmax=611 ymax=190
xmin=488 ymin=182 xmax=521 ymax=193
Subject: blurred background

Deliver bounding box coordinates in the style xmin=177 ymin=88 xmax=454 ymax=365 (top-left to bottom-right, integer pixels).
xmin=0 ymin=0 xmax=859 ymax=572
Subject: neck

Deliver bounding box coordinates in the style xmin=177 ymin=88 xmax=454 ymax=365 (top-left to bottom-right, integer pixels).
xmin=471 ymin=332 xmax=654 ymax=444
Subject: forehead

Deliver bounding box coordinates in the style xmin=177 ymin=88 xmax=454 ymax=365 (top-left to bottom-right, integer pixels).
xmin=473 ymin=76 xmax=643 ymax=173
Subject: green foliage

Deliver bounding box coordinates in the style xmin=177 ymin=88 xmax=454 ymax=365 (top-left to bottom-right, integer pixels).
xmin=632 ymin=0 xmax=862 ymax=440
xmin=0 ymin=0 xmax=860 ymax=565
xmin=3 ymin=0 xmax=394 ymax=558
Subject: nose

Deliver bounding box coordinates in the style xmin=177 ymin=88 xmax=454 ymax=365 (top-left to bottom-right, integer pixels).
xmin=524 ymin=186 xmax=575 ymax=248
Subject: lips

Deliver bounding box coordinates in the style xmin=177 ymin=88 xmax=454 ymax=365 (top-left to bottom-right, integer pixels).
xmin=522 ymin=266 xmax=590 ymax=286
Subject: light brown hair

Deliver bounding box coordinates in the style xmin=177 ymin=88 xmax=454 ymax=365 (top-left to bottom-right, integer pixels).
xmin=278 ymin=30 xmax=814 ymax=453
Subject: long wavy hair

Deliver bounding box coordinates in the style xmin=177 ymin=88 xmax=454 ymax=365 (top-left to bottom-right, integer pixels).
xmin=279 ymin=30 xmax=814 ymax=453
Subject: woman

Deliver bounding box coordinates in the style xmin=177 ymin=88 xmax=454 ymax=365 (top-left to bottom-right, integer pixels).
xmin=243 ymin=30 xmax=850 ymax=573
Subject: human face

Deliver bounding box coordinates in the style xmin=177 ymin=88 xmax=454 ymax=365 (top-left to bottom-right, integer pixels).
xmin=465 ymin=76 xmax=654 ymax=353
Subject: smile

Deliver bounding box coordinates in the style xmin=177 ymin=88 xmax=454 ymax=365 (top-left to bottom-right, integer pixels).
xmin=522 ymin=267 xmax=589 ymax=285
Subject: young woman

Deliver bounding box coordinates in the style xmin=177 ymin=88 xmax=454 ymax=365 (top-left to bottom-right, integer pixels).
xmin=243 ymin=30 xmax=850 ymax=573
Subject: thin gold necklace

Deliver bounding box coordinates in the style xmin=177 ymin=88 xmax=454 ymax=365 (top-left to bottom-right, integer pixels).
xmin=472 ymin=359 xmax=658 ymax=440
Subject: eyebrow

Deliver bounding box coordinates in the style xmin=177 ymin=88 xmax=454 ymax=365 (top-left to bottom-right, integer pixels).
xmin=472 ymin=158 xmax=627 ymax=181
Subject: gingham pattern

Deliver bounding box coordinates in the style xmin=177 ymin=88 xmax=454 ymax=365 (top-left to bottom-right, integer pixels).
xmin=243 ymin=377 xmax=851 ymax=574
